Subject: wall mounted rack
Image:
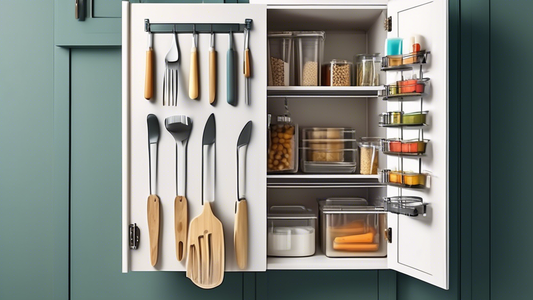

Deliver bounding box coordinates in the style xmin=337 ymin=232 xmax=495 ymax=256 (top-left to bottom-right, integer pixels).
xmin=144 ymin=18 xmax=252 ymax=34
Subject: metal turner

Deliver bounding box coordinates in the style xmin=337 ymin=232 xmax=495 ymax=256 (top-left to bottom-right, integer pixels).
xmin=163 ymin=29 xmax=180 ymax=106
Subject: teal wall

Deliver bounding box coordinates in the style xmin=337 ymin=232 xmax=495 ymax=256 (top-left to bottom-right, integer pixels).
xmin=2 ymin=0 xmax=533 ymax=299
xmin=0 ymin=1 xmax=57 ymax=300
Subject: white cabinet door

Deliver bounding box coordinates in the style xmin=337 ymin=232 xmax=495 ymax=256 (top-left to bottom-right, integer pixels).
xmin=385 ymin=0 xmax=449 ymax=290
xmin=122 ymin=2 xmax=267 ymax=272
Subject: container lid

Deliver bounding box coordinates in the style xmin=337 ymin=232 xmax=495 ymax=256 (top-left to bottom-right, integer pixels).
xmin=355 ymin=53 xmax=381 ymax=61
xmin=330 ymin=59 xmax=351 ymax=65
xmin=294 ymin=31 xmax=325 ymax=39
xmin=268 ymin=31 xmax=293 ymax=38
xmin=358 ymin=137 xmax=383 ymax=147
xmin=268 ymin=205 xmax=317 ymax=219
xmin=319 ymin=198 xmax=382 ymax=212
xmin=277 ymin=115 xmax=292 ymax=123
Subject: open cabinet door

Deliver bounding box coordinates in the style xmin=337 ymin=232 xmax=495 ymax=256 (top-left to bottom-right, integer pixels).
xmin=122 ymin=2 xmax=267 ymax=272
xmin=385 ymin=0 xmax=449 ymax=289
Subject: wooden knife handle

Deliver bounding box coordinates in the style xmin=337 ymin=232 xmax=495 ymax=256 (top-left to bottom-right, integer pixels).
xmin=209 ymin=50 xmax=217 ymax=104
xmin=244 ymin=49 xmax=251 ymax=78
xmin=147 ymin=194 xmax=160 ymax=266
xmin=234 ymin=199 xmax=248 ymax=270
xmin=175 ymin=195 xmax=188 ymax=262
xmin=189 ymin=49 xmax=199 ymax=100
xmin=144 ymin=49 xmax=154 ymax=100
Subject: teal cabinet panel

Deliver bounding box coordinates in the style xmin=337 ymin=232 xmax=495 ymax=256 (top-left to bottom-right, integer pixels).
xmin=257 ymin=271 xmax=379 ymax=300
xmin=0 ymin=1 xmax=58 ymax=300
xmin=93 ymin=0 xmax=122 ymax=18
xmin=70 ymin=48 xmax=244 ymax=299
xmin=491 ymin=1 xmax=533 ymax=300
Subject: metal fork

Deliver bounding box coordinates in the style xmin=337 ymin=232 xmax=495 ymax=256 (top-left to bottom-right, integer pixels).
xmin=163 ymin=29 xmax=180 ymax=106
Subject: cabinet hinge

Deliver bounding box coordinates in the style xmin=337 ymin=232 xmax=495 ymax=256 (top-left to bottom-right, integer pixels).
xmin=384 ymin=228 xmax=392 ymax=243
xmin=384 ymin=16 xmax=392 ymax=32
xmin=129 ymin=223 xmax=140 ymax=250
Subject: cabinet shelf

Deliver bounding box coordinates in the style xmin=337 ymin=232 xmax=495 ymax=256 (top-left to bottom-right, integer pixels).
xmin=267 ymin=86 xmax=384 ymax=98
xmin=267 ymin=174 xmax=384 ymax=189
xmin=267 ymin=249 xmax=388 ymax=270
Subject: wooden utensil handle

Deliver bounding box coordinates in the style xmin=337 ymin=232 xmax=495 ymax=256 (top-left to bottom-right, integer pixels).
xmin=147 ymin=194 xmax=160 ymax=266
xmin=234 ymin=199 xmax=248 ymax=269
xmin=175 ymin=196 xmax=188 ymax=261
xmin=144 ymin=49 xmax=154 ymax=100
xmin=189 ymin=49 xmax=199 ymax=100
xmin=209 ymin=50 xmax=216 ymax=104
xmin=244 ymin=49 xmax=251 ymax=78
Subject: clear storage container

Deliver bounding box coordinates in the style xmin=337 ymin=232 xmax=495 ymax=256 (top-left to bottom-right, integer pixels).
xmin=301 ymin=128 xmax=357 ymax=173
xmin=268 ymin=205 xmax=317 ymax=257
xmin=381 ymin=139 xmax=429 ymax=155
xmin=354 ymin=54 xmax=381 ymax=86
xmin=268 ymin=100 xmax=298 ymax=173
xmin=268 ymin=32 xmax=293 ymax=86
xmin=358 ymin=137 xmax=382 ymax=175
xmin=319 ymin=198 xmax=386 ymax=258
xmin=329 ymin=59 xmax=352 ymax=86
xmin=295 ymin=31 xmax=325 ymax=86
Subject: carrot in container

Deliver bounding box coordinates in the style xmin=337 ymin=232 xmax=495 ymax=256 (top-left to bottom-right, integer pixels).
xmin=333 ymin=243 xmax=379 ymax=252
xmin=334 ymin=231 xmax=375 ymax=244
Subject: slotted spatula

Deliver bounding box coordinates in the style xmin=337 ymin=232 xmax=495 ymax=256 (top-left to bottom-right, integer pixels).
xmin=186 ymin=113 xmax=224 ymax=289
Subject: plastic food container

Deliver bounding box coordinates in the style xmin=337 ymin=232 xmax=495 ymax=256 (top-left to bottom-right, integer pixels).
xmin=268 ymin=32 xmax=293 ymax=86
xmin=381 ymin=139 xmax=429 ymax=154
xmin=267 ymin=205 xmax=317 ymax=257
xmin=402 ymin=111 xmax=428 ymax=124
xmin=268 ymin=115 xmax=298 ymax=173
xmin=382 ymin=50 xmax=429 ymax=69
xmin=329 ymin=59 xmax=352 ymax=86
xmin=295 ymin=31 xmax=325 ymax=86
xmin=358 ymin=137 xmax=382 ymax=175
xmin=301 ymin=128 xmax=357 ymax=173
xmin=354 ymin=54 xmax=381 ymax=86
xmin=388 ymin=171 xmax=428 ymax=187
xmin=319 ymin=198 xmax=387 ymax=258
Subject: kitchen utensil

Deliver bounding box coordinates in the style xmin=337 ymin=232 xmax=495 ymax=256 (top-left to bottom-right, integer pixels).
xmin=144 ymin=32 xmax=154 ymax=100
xmin=234 ymin=121 xmax=252 ymax=269
xmin=186 ymin=113 xmax=224 ymax=289
xmin=243 ymin=20 xmax=251 ymax=105
xmin=165 ymin=115 xmax=192 ymax=262
xmin=189 ymin=26 xmax=199 ymax=100
xmin=227 ymin=30 xmax=236 ymax=106
xmin=163 ymin=29 xmax=180 ymax=106
xmin=209 ymin=30 xmax=217 ymax=105
xmin=146 ymin=114 xmax=161 ymax=266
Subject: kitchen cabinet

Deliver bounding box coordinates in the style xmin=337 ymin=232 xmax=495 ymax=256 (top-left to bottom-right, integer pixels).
xmin=122 ymin=0 xmax=448 ymax=290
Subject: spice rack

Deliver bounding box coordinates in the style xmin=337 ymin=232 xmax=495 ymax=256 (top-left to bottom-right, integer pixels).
xmin=379 ymin=51 xmax=431 ymax=215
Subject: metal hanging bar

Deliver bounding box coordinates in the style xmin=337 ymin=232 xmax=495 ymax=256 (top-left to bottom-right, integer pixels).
xmin=144 ymin=19 xmax=252 ymax=34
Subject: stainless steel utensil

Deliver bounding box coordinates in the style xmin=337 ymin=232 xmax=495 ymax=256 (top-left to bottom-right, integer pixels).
xmin=234 ymin=121 xmax=252 ymax=269
xmin=243 ymin=21 xmax=251 ymax=105
xmin=189 ymin=26 xmax=199 ymax=100
xmin=165 ymin=115 xmax=192 ymax=262
xmin=163 ymin=30 xmax=180 ymax=106
xmin=147 ymin=114 xmax=161 ymax=266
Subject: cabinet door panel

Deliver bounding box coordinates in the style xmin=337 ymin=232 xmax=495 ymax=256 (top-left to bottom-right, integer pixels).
xmin=93 ymin=0 xmax=122 ymax=18
xmin=70 ymin=48 xmax=244 ymax=299
xmin=386 ymin=0 xmax=448 ymax=290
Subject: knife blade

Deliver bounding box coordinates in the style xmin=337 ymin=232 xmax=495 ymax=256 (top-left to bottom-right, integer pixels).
xmin=147 ymin=114 xmax=161 ymax=267
xmin=202 ymin=114 xmax=216 ymax=205
xmin=234 ymin=121 xmax=252 ymax=269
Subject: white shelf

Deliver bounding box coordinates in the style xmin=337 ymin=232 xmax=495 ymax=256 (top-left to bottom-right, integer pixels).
xmin=267 ymin=173 xmax=384 ymax=188
xmin=267 ymin=86 xmax=384 ymax=98
xmin=267 ymin=250 xmax=388 ymax=270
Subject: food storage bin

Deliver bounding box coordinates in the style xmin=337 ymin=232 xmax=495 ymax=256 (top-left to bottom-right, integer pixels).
xmin=380 ymin=78 xmax=430 ymax=99
xmin=354 ymin=54 xmax=381 ymax=86
xmin=301 ymin=128 xmax=357 ymax=173
xmin=268 ymin=205 xmax=317 ymax=257
xmin=319 ymin=198 xmax=386 ymax=257
xmin=382 ymin=50 xmax=429 ymax=69
xmin=381 ymin=139 xmax=429 ymax=155
xmin=268 ymin=114 xmax=298 ymax=173
xmin=329 ymin=59 xmax=352 ymax=86
xmin=295 ymin=31 xmax=325 ymax=86
xmin=383 ymin=196 xmax=427 ymax=217
xmin=402 ymin=111 xmax=428 ymax=125
xmin=268 ymin=32 xmax=293 ymax=86
xmin=389 ymin=171 xmax=428 ymax=187
xmin=358 ymin=137 xmax=382 ymax=175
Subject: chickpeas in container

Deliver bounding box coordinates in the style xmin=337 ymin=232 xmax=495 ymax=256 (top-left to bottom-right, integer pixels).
xmin=358 ymin=137 xmax=383 ymax=175
xmin=268 ymin=100 xmax=298 ymax=173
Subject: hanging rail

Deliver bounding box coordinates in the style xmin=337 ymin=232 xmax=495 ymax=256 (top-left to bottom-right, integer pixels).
xmin=144 ymin=19 xmax=252 ymax=34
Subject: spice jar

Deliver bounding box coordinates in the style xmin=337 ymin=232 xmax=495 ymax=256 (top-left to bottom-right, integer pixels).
xmin=329 ymin=59 xmax=352 ymax=86
xmin=355 ymin=54 xmax=381 ymax=86
xmin=358 ymin=137 xmax=382 ymax=175
xmin=268 ymin=100 xmax=298 ymax=173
